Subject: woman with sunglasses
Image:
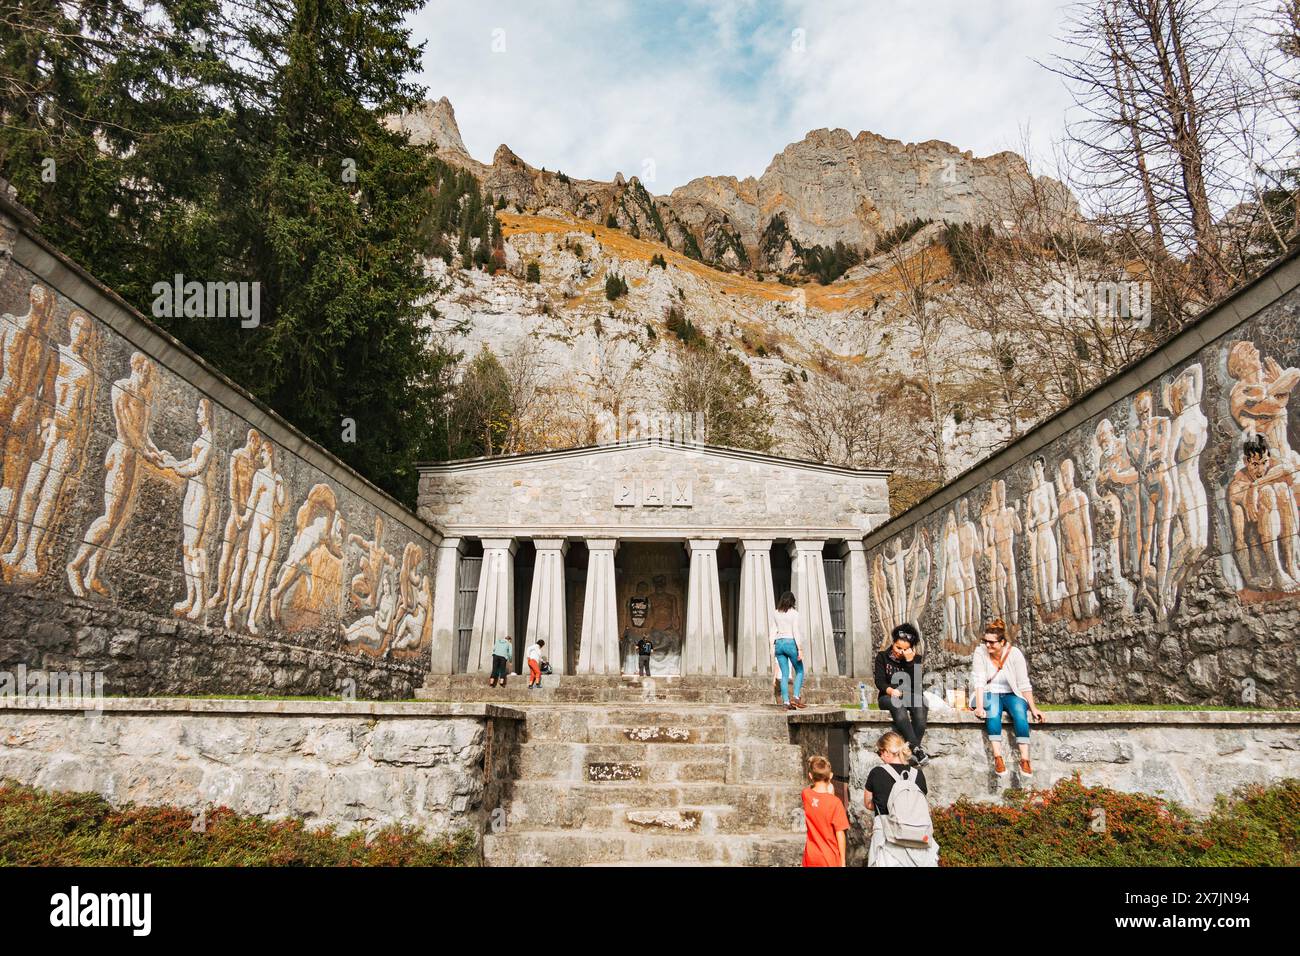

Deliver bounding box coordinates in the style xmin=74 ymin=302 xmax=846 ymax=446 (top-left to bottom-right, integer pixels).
xmin=969 ymin=618 xmax=1044 ymax=776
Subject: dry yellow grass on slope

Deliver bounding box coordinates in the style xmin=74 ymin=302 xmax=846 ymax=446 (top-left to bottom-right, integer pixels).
xmin=499 ymin=212 xmax=953 ymax=312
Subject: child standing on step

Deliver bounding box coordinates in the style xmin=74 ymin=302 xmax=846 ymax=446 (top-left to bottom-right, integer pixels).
xmin=802 ymin=754 xmax=849 ymax=867
xmin=527 ymin=639 xmax=545 ymax=689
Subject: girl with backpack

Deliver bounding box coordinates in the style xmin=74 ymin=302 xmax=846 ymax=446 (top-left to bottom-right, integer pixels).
xmin=865 ymin=731 xmax=939 ymax=867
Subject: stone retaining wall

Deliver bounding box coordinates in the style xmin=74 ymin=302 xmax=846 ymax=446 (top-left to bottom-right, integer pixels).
xmin=791 ymin=709 xmax=1300 ymax=864
xmin=0 ymin=699 xmax=522 ymax=846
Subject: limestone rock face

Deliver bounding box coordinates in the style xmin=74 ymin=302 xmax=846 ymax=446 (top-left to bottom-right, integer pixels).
xmin=398 ymin=98 xmax=1080 ymax=273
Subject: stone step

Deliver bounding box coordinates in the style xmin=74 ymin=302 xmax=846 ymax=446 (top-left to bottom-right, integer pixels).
xmin=417 ymin=674 xmax=863 ymax=707
xmin=502 ymin=780 xmax=804 ymax=833
xmin=583 ymin=723 xmax=729 ymax=745
xmin=514 ymin=741 xmax=804 ymax=784
xmin=483 ymin=830 xmax=805 ymax=867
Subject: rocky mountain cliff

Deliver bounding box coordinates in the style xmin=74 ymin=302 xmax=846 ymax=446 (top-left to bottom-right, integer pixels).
xmin=389 ymin=98 xmax=1080 ymax=276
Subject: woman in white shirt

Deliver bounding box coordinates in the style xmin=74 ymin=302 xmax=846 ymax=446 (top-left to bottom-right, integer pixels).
xmin=969 ymin=618 xmax=1044 ymax=777
xmin=770 ymin=591 xmax=805 ymax=710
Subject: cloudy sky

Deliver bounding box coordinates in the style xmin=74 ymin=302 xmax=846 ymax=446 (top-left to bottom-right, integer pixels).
xmin=407 ymin=0 xmax=1077 ymax=193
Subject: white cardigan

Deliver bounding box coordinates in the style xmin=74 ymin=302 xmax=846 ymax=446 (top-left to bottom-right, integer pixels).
xmin=969 ymin=644 xmax=1032 ymax=706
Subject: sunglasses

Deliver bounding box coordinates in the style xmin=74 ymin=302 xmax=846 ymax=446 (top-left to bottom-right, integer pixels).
xmin=983 ymin=637 xmax=1004 ymax=645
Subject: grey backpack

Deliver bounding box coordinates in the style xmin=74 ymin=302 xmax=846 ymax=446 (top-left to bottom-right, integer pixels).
xmin=880 ymin=764 xmax=934 ymax=848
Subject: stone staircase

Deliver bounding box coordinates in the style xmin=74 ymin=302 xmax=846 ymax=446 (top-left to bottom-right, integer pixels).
xmin=484 ymin=704 xmax=810 ymax=866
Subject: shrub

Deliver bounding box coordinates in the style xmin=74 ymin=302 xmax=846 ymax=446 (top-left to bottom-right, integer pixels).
xmin=0 ymin=782 xmax=478 ymax=866
xmin=604 ymin=273 xmax=628 ymax=301
xmin=650 ymin=253 xmax=667 ymax=269
xmin=526 ymin=261 xmax=540 ymax=283
xmin=932 ymin=776 xmax=1300 ymax=867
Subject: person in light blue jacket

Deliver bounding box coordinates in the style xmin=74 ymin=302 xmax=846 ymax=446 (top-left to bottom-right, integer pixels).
xmin=489 ymin=635 xmax=514 ymax=688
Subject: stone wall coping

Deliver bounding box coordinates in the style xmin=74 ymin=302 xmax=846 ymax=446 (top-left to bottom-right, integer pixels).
xmin=0 ymin=697 xmax=525 ymax=720
xmin=790 ymin=708 xmax=1300 ymax=727
xmin=863 ymin=243 xmax=1300 ymax=550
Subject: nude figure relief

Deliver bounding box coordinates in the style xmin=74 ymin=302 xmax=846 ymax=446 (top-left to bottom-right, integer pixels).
xmin=226 ymin=439 xmax=287 ymax=634
xmin=2 ymin=308 xmax=97 ymax=583
xmin=159 ymin=398 xmax=220 ymax=620
xmin=938 ymin=500 xmax=981 ymax=651
xmin=271 ymin=482 xmax=347 ymax=632
xmin=1056 ymin=457 xmax=1099 ymax=623
xmin=979 ymin=479 xmax=1021 ymax=629
xmin=1025 ymin=456 xmax=1066 ymax=616
xmin=1224 ymin=341 xmax=1300 ymax=598
xmin=871 ymin=527 xmax=930 ymax=648
xmin=67 ymin=352 xmax=169 ymax=598
xmin=0 ymin=284 xmax=60 ymax=556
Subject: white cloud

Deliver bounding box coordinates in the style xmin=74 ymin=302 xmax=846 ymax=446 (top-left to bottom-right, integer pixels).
xmin=406 ymin=0 xmax=1076 ymax=192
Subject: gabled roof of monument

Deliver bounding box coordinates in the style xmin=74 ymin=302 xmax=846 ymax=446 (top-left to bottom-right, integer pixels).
xmin=417 ymin=438 xmax=891 ymax=478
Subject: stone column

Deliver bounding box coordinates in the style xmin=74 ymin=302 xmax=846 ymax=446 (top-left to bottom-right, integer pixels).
xmin=525 ymin=539 xmax=569 ymax=675
xmin=428 ymin=537 xmax=464 ymax=675
xmin=684 ymin=539 xmax=727 ymax=676
xmin=736 ymin=539 xmax=776 ymax=678
xmin=467 ymin=538 xmax=517 ymax=674
xmin=840 ymin=540 xmax=873 ymax=679
xmin=789 ymin=539 xmax=839 ymax=676
xmin=576 ymin=539 xmax=620 ymax=674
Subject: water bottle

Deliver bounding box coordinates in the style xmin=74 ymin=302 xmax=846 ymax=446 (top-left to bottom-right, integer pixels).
xmin=857 ymin=681 xmax=869 ymax=711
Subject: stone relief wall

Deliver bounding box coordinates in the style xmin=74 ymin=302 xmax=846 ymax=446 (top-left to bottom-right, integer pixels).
xmin=0 ymin=219 xmax=440 ymax=698
xmin=866 ymin=278 xmax=1300 ymax=706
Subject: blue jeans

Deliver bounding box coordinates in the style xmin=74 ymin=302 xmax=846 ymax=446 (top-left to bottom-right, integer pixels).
xmin=984 ymin=692 xmax=1031 ymax=742
xmin=774 ymin=639 xmax=804 ymax=703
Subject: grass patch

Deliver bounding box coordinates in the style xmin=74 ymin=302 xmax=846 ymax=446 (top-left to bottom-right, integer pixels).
xmin=0 ymin=782 xmax=477 ymax=866
xmin=934 ymin=776 xmax=1300 ymax=866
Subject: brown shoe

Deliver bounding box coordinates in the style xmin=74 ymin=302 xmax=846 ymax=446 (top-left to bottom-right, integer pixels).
xmin=785 ymin=702 xmax=797 ymax=711
xmin=488 ymin=678 xmax=496 ymax=687
xmin=994 ymin=755 xmax=1007 ymax=776
xmin=1019 ymin=758 xmax=1033 ymax=777
xmin=794 ymin=696 xmax=808 ymax=709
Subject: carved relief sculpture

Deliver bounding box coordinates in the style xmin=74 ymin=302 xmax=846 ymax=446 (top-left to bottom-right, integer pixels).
xmin=2 ymin=309 xmax=96 ymax=581
xmin=160 ymin=398 xmax=219 ymax=620
xmin=67 ymin=352 xmax=166 ymax=598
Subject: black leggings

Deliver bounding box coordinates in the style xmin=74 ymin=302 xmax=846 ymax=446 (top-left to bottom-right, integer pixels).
xmin=491 ymin=655 xmax=509 ymax=681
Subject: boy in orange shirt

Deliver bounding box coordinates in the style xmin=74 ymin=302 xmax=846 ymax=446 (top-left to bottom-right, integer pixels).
xmin=802 ymin=754 xmax=849 ymax=867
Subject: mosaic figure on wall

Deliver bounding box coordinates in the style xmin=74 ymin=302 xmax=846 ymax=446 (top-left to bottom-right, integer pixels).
xmin=389 ymin=541 xmax=433 ymax=654
xmin=1127 ymin=390 xmax=1177 ymax=619
xmin=67 ymin=352 xmax=167 ymax=598
xmin=1165 ymin=364 xmax=1209 ymax=600
xmin=1056 ymin=458 xmax=1098 ymax=621
xmin=938 ymin=502 xmax=980 ymax=650
xmin=0 ymin=283 xmax=58 ymax=548
xmin=2 ymin=310 xmax=97 ymax=582
xmin=348 ymin=515 xmax=394 ymax=611
xmin=1224 ymin=341 xmax=1300 ymax=597
xmin=1094 ymin=417 xmax=1140 ymax=594
xmin=344 ymin=572 xmax=398 ymax=649
xmin=1227 ymin=434 xmax=1300 ymax=592
xmin=980 ymin=479 xmax=1021 ymax=627
xmin=872 ymin=527 xmax=930 ymax=646
xmin=1025 ymin=456 xmax=1064 ymax=614
xmin=160 ymin=398 xmax=219 ymax=620
xmin=271 ymin=483 xmax=345 ymax=630
xmin=208 ymin=429 xmax=264 ymax=615
xmin=228 ymin=439 xmax=286 ymax=634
